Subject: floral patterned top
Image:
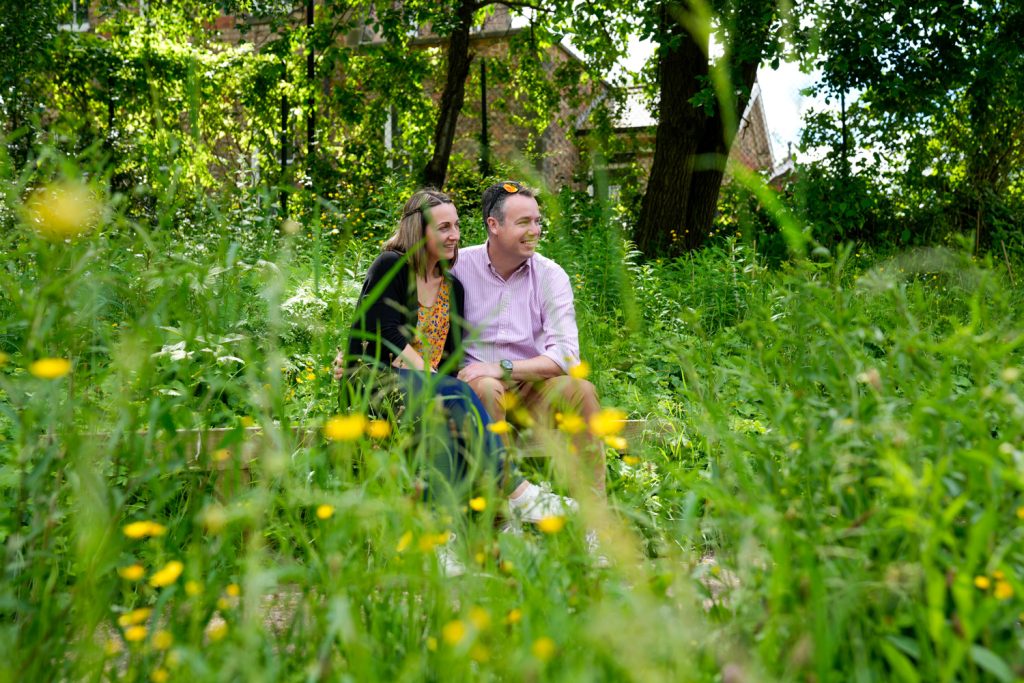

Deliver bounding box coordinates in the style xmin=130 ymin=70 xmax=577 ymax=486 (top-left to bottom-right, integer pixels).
xmin=412 ymin=278 xmax=450 ymax=371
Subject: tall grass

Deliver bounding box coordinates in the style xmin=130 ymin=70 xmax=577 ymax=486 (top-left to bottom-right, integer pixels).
xmin=2 ymin=151 xmax=1023 ymax=681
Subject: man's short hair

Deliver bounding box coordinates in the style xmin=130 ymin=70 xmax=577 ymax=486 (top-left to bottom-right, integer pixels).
xmin=482 ymin=181 xmax=537 ymax=226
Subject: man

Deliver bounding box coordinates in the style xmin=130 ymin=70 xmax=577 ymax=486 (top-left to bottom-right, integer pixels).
xmin=452 ymin=180 xmax=606 ymax=496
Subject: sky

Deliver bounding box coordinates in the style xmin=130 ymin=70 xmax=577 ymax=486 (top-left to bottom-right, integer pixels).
xmin=619 ymin=37 xmax=818 ymax=164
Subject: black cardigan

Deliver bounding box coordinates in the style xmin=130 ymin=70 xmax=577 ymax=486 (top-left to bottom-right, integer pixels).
xmin=345 ymin=250 xmax=466 ymax=376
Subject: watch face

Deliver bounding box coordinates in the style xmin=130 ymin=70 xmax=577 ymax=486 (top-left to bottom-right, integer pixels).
xmin=500 ymin=359 xmax=513 ymax=372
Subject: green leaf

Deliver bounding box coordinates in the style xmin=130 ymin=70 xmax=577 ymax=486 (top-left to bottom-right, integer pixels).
xmin=880 ymin=641 xmax=921 ymax=683
xmin=969 ymin=645 xmax=1013 ymax=683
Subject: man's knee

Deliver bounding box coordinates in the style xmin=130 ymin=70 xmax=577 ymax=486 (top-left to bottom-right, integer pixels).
xmin=469 ymin=376 xmax=505 ymax=409
xmin=543 ymin=376 xmax=599 ymax=415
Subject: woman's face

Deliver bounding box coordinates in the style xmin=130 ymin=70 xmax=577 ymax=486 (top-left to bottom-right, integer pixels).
xmin=423 ymin=202 xmax=460 ymax=264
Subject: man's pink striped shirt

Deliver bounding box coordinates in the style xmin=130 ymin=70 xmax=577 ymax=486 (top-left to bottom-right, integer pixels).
xmin=451 ymin=243 xmax=580 ymax=371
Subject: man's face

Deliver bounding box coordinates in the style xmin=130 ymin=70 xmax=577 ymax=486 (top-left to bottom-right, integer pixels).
xmin=487 ymin=194 xmax=542 ymax=263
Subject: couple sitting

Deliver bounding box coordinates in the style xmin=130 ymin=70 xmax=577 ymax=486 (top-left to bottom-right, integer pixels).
xmin=335 ymin=181 xmax=605 ymax=570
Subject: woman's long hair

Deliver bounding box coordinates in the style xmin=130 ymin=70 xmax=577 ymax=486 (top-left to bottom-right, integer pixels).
xmin=382 ymin=189 xmax=457 ymax=276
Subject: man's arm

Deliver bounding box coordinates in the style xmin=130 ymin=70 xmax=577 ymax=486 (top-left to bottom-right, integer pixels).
xmin=536 ymin=265 xmax=580 ymax=372
xmin=457 ymin=355 xmax=562 ymax=384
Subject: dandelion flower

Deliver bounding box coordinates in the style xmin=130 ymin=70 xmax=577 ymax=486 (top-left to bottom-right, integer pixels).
xmin=122 ymin=521 xmax=167 ymax=539
xmin=151 ymin=669 xmax=169 ymax=683
xmin=185 ymin=581 xmax=202 ymax=597
xmin=324 ymin=414 xmax=367 ymax=441
xmin=622 ymin=455 xmax=640 ymax=466
xmin=396 ymin=531 xmax=413 ymax=553
xmin=29 ymin=358 xmax=71 ymax=380
xmin=212 ymin=448 xmax=231 ymax=463
xmin=557 ymin=413 xmax=586 ymax=435
xmin=149 ymin=560 xmax=184 ymax=588
xmin=589 ymin=408 xmax=626 ymax=437
xmin=25 ymin=181 xmax=101 ymax=240
xmin=442 ymin=619 xmax=467 ymax=645
xmin=537 ymin=516 xmax=565 ymax=534
xmin=974 ymin=576 xmax=991 ymax=590
xmin=531 ymin=636 xmax=557 ymax=662
xmin=124 ymin=625 xmax=148 ymax=643
xmin=316 ymin=504 xmax=335 ymax=520
xmin=469 ymin=497 xmax=486 ymax=512
xmin=117 ymin=608 xmax=152 ymax=627
xmin=995 ymin=581 xmax=1014 ymax=600
xmin=1017 ymin=507 xmax=1024 ymax=520
xmin=367 ymin=419 xmax=392 ymax=439
xmin=152 ymin=630 xmax=173 ymax=650
xmin=487 ymin=420 xmax=512 ymax=435
xmin=469 ymin=606 xmax=491 ymax=630
xmin=568 ymin=361 xmax=590 ymax=380
xmin=604 ymin=435 xmax=628 ymax=450
xmin=505 ymin=608 xmax=522 ymax=625
xmin=117 ymin=564 xmax=145 ymax=581
xmin=225 ymin=583 xmax=240 ymax=597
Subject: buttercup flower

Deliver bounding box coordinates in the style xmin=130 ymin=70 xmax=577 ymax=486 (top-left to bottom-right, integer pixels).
xmin=442 ymin=619 xmax=467 ymax=645
xmin=505 ymin=608 xmax=522 ymax=625
xmin=995 ymin=581 xmax=1014 ymax=600
xmin=469 ymin=497 xmax=487 ymax=512
xmin=974 ymin=576 xmax=991 ymax=590
xmin=149 ymin=560 xmax=184 ymax=588
xmin=29 ymin=358 xmax=71 ymax=380
xmin=117 ymin=564 xmax=145 ymax=581
xmin=316 ymin=504 xmax=335 ymax=520
xmin=532 ymin=636 xmax=557 ymax=662
xmin=123 ymin=521 xmax=167 ymax=539
xmin=124 ymin=625 xmax=148 ymax=643
xmin=324 ymin=414 xmax=367 ymax=441
xmin=537 ymin=516 xmax=565 ymax=534
xmin=487 ymin=420 xmax=512 ymax=435
xmin=568 ymin=361 xmax=590 ymax=380
xmin=589 ymin=408 xmax=627 ymax=437
xmin=225 ymin=583 xmax=241 ymax=597
xmin=151 ymin=669 xmax=169 ymax=683
xmin=604 ymin=435 xmax=628 ymax=450
xmin=367 ymin=419 xmax=392 ymax=439
xmin=24 ymin=180 xmax=101 ymax=240
xmin=117 ymin=608 xmax=152 ymax=627
xmin=556 ymin=412 xmax=586 ymax=435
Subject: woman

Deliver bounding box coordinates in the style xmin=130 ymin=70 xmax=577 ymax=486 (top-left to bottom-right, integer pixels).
xmin=334 ymin=190 xmax=577 ymax=573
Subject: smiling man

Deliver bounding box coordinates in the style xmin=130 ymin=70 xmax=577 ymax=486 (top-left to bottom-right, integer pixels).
xmin=452 ymin=181 xmax=605 ymax=497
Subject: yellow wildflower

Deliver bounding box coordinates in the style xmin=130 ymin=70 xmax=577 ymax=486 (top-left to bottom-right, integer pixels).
xmin=124 ymin=625 xmax=147 ymax=643
xmin=217 ymin=597 xmax=230 ymax=611
xmin=418 ymin=531 xmax=451 ymax=552
xmin=604 ymin=435 xmax=628 ymax=450
xmin=151 ymin=669 xmax=169 ymax=683
xmin=0 ymin=351 xmax=9 ymax=366
xmin=208 ymin=622 xmax=228 ymax=642
xmin=557 ymin=412 xmax=586 ymax=435
xmin=225 ymin=583 xmax=240 ymax=597
xmin=974 ymin=576 xmax=991 ymax=590
xmin=24 ymin=180 xmax=101 ymax=240
xmin=487 ymin=420 xmax=512 ymax=435
xmin=396 ymin=531 xmax=413 ymax=553
xmin=470 ymin=644 xmax=490 ymax=662
xmin=505 ymin=608 xmax=522 ymax=625
xmin=239 ymin=416 xmax=256 ymax=428
xmin=442 ymin=619 xmax=467 ymax=646
xmin=995 ymin=581 xmax=1014 ymax=600
xmin=469 ymin=497 xmax=487 ymax=512
xmin=589 ymin=408 xmax=626 ymax=437
xmin=622 ymin=455 xmax=640 ymax=466
xmin=531 ymin=636 xmax=557 ymax=662
xmin=427 ymin=636 xmax=438 ymax=651
xmin=149 ymin=560 xmax=184 ymax=588
xmin=122 ymin=521 xmax=167 ymax=539
xmin=537 ymin=516 xmax=565 ymax=534
xmin=469 ymin=606 xmax=491 ymax=630
xmin=1017 ymin=507 xmax=1024 ymax=520
xmin=117 ymin=608 xmax=152 ymax=627
xmin=568 ymin=361 xmax=590 ymax=380
xmin=212 ymin=448 xmax=231 ymax=462
xmin=316 ymin=504 xmax=335 ymax=520
xmin=323 ymin=414 xmax=367 ymax=441
xmin=367 ymin=419 xmax=392 ymax=439
xmin=185 ymin=581 xmax=202 ymax=597
xmin=498 ymin=392 xmax=519 ymax=410
xmin=152 ymin=630 xmax=173 ymax=650
xmin=304 ymin=372 xmax=316 ymax=381
xmin=117 ymin=564 xmax=145 ymax=581
xmin=29 ymin=358 xmax=71 ymax=380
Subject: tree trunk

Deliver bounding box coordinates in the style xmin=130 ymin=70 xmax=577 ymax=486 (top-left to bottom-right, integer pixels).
xmin=422 ymin=0 xmax=476 ymax=189
xmin=635 ymin=2 xmax=769 ymax=256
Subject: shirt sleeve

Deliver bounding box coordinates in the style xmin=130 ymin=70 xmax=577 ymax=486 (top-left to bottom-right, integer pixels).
xmin=351 ymin=252 xmax=412 ymax=361
xmin=537 ymin=264 xmax=580 ymax=372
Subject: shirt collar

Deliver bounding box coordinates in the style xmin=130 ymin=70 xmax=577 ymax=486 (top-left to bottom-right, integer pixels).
xmin=483 ymin=240 xmax=532 ymax=279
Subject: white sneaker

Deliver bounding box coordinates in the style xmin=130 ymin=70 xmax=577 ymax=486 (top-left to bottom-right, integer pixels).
xmin=498 ymin=520 xmax=523 ymax=536
xmin=436 ymin=534 xmax=466 ymax=577
xmin=509 ymin=483 xmax=579 ymax=523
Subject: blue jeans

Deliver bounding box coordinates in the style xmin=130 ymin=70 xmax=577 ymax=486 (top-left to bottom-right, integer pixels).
xmin=393 ymin=369 xmax=523 ymax=502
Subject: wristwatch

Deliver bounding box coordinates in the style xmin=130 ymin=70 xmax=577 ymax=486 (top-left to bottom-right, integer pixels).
xmin=499 ymin=359 xmax=514 ymax=379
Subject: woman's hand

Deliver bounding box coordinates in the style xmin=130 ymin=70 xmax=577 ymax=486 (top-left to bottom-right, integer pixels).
xmin=332 ymin=348 xmax=345 ymax=381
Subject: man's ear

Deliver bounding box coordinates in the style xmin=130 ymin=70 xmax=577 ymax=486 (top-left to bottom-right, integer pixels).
xmin=485 ymin=216 xmax=499 ymax=235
